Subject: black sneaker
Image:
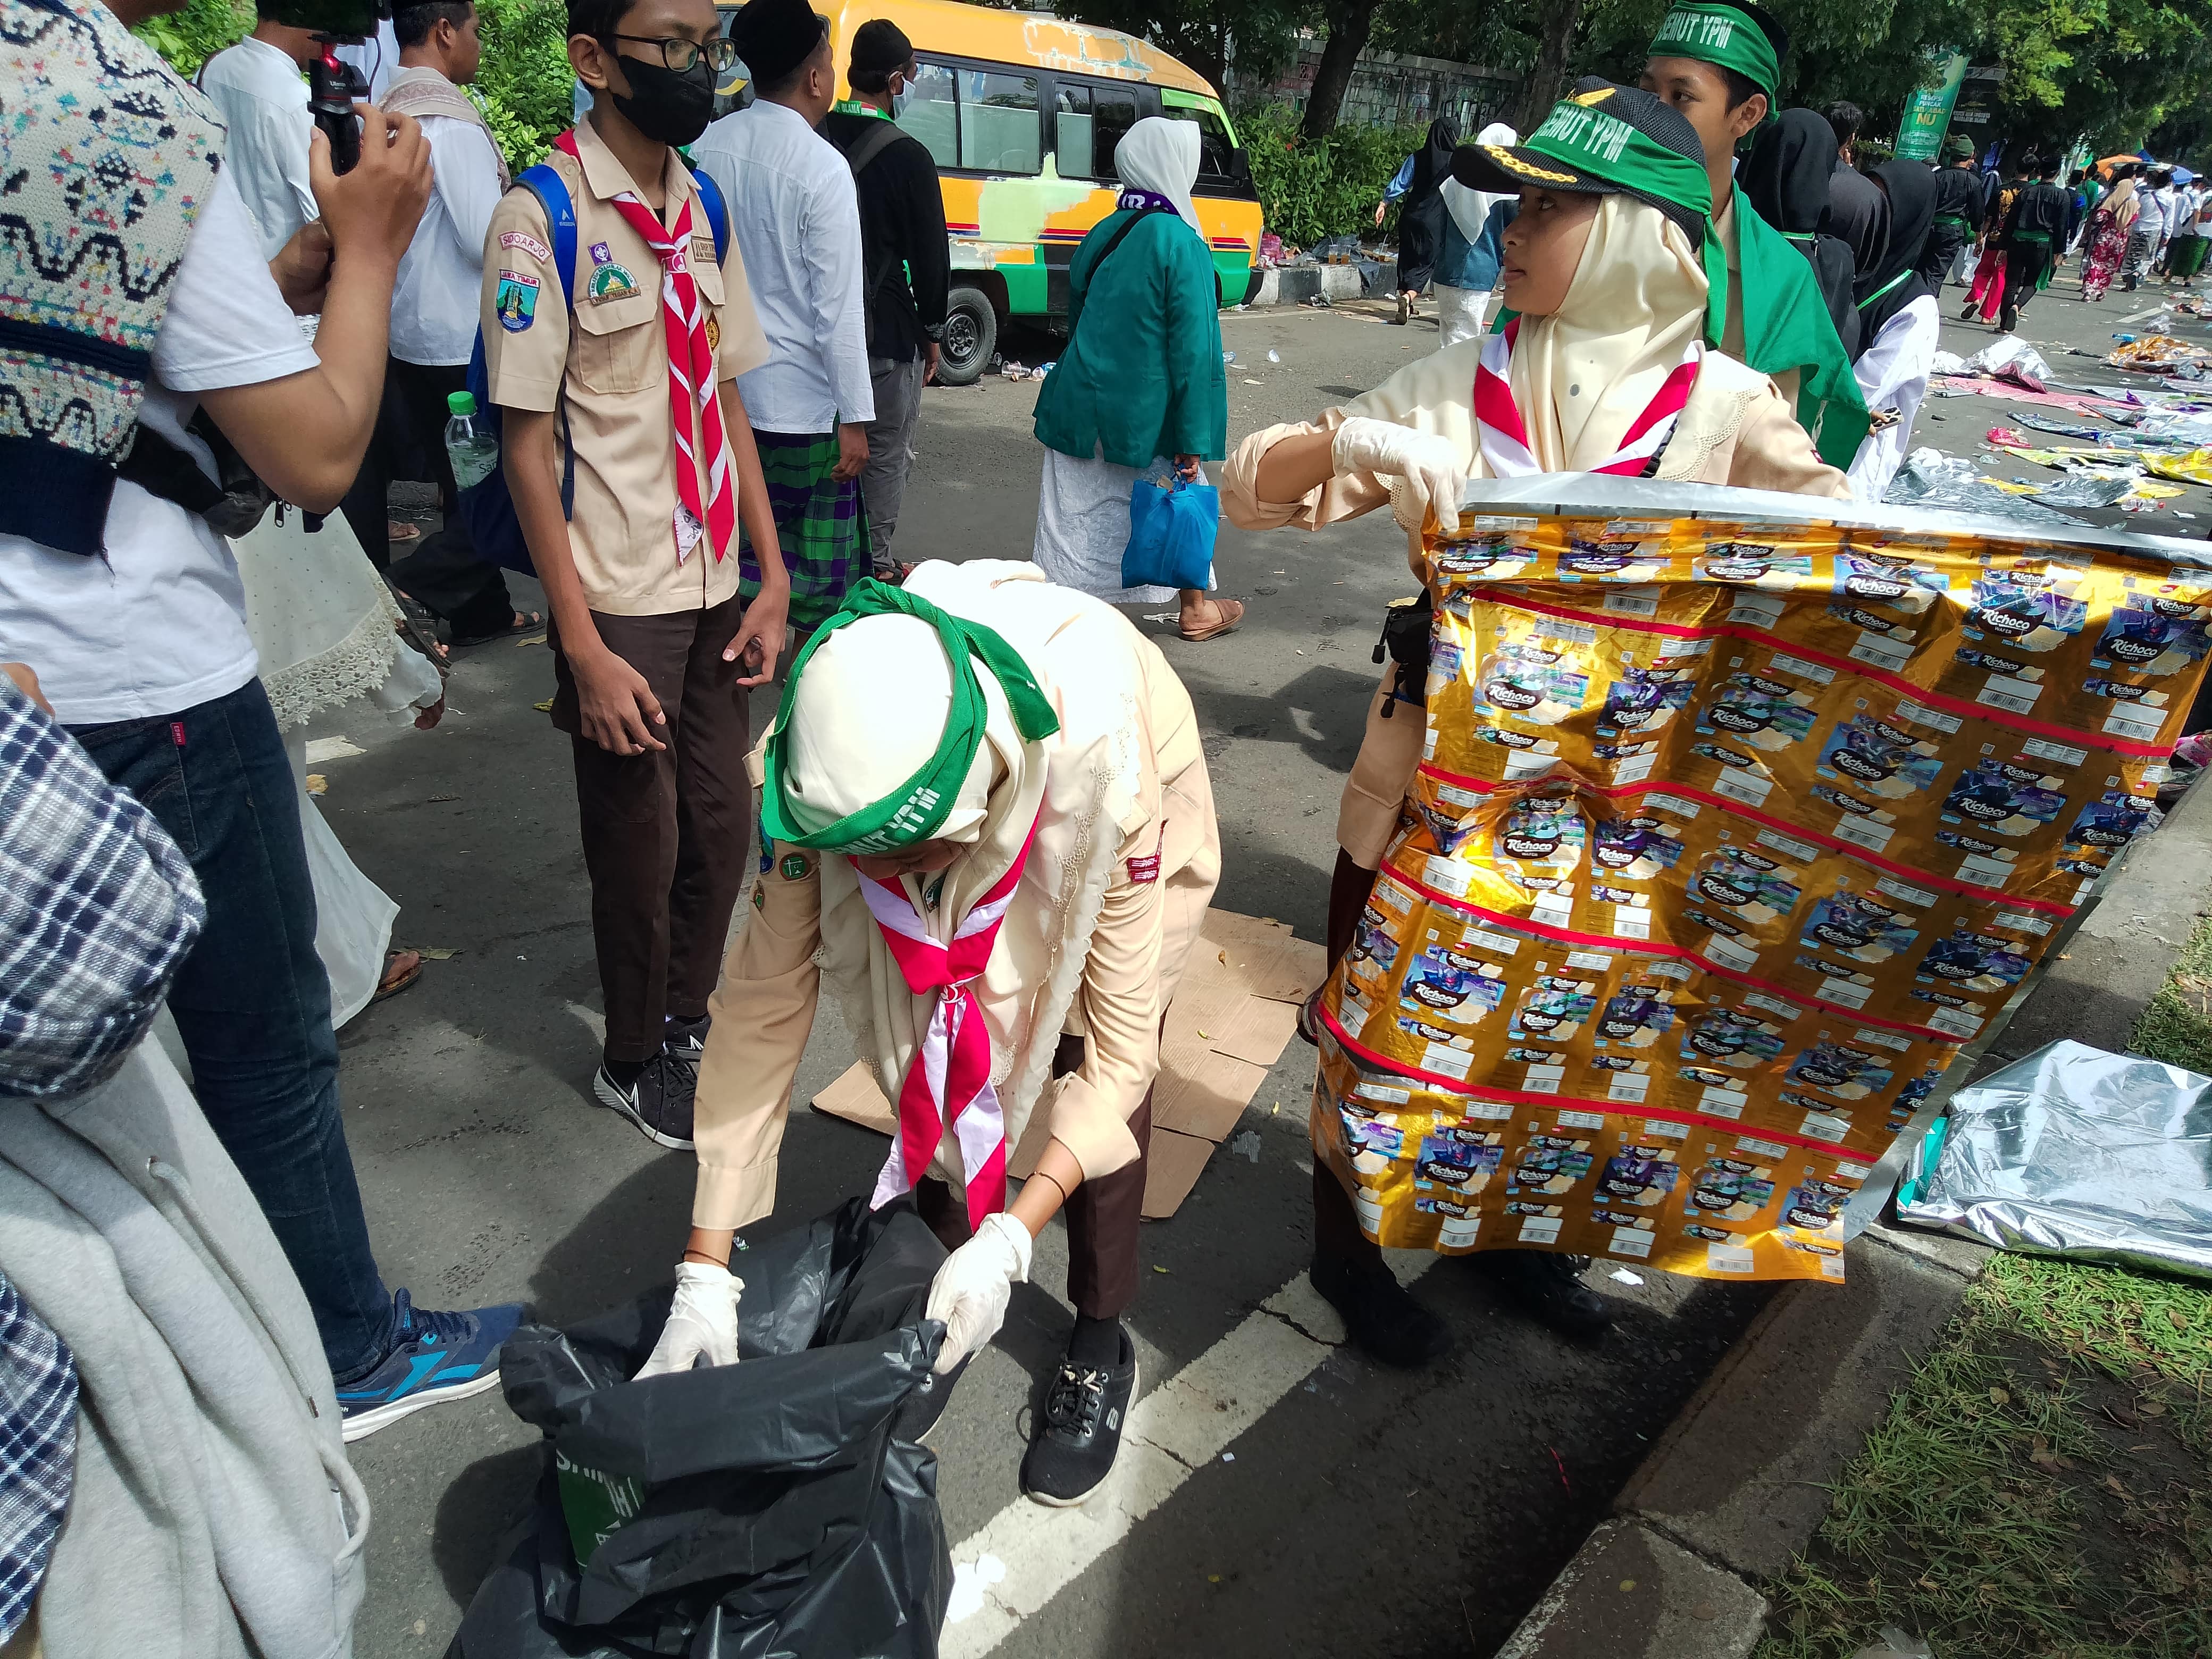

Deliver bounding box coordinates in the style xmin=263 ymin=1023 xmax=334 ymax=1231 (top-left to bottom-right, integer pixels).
xmin=1310 ymin=1250 xmax=1451 ymax=1367
xmin=1475 ymin=1250 xmax=1614 ymax=1339
xmin=1021 ymin=1330 xmax=1139 ymax=1506
xmin=593 ymin=1054 xmax=694 ymax=1150
xmin=663 ymin=1012 xmax=710 ymax=1068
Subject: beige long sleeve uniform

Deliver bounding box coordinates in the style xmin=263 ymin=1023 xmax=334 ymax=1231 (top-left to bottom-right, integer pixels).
xmin=690 ymin=676 xmax=1218 ymax=1233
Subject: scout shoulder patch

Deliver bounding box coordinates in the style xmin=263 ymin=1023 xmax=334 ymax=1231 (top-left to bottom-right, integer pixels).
xmin=780 ymin=853 xmax=811 ymax=881
xmin=494 ymin=271 xmax=540 ymax=331
xmin=706 ymin=315 xmax=721 ymax=351
xmin=590 ymin=240 xmax=613 ymax=264
xmin=588 ymin=263 xmax=640 ymax=301
xmin=499 ymin=229 xmax=552 ymax=261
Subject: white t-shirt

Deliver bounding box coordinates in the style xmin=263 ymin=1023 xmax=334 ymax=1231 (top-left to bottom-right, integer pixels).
xmin=0 ymin=167 xmax=320 ymax=726
xmin=390 ymin=114 xmax=504 ymax=367
xmin=197 ymin=36 xmax=318 ymax=259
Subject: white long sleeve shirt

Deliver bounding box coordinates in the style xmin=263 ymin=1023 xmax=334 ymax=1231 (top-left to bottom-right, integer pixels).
xmin=197 ymin=36 xmax=318 ymax=259
xmin=390 ymin=114 xmax=505 ymax=366
xmin=690 ymin=99 xmax=874 ymax=433
xmin=1847 ymin=295 xmax=1940 ymax=502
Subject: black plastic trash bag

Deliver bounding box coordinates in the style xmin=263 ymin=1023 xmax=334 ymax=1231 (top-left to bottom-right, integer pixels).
xmin=445 ymin=1198 xmax=954 ymax=1659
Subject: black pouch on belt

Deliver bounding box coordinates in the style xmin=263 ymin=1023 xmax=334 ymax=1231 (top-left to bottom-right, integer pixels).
xmin=1372 ymin=592 xmax=1433 ymax=720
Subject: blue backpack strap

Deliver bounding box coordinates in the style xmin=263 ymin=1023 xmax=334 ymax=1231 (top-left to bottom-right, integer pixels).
xmin=510 ymin=161 xmax=580 ymax=516
xmin=688 ymin=163 xmax=730 ymax=264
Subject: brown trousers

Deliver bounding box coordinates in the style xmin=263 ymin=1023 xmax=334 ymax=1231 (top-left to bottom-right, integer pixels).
xmin=551 ymin=593 xmax=752 ymax=1063
xmin=918 ymin=1034 xmax=1151 ymax=1320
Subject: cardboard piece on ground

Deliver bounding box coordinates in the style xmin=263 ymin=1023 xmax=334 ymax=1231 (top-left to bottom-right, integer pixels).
xmin=811 ymin=1061 xmax=895 ymax=1136
xmin=809 ymin=908 xmax=1314 ymax=1217
xmin=1141 ymin=1127 xmax=1217 ymax=1219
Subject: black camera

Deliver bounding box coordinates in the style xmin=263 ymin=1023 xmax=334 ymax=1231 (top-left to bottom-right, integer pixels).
xmin=258 ymin=0 xmax=393 ymax=173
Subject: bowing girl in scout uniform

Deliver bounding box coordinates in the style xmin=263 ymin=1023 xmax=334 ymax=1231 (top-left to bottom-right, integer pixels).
xmin=636 ymin=560 xmax=1220 ymax=1509
xmin=1221 ymin=82 xmax=1850 ymax=1367
xmin=483 ymin=0 xmax=790 ymax=1146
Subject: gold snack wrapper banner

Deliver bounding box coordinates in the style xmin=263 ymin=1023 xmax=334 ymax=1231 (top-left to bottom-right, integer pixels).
xmin=1313 ymin=480 xmax=2212 ymax=1284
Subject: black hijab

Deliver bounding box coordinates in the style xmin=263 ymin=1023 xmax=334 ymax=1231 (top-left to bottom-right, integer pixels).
xmin=1745 ymin=112 xmax=1860 ymax=358
xmin=1394 ymin=118 xmax=1459 ymax=289
xmin=1853 ymin=159 xmax=1939 ymax=358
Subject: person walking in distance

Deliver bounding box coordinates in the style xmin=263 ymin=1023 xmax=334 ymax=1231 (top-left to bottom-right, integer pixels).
xmin=691 ymin=0 xmax=878 ymax=635
xmin=483 ymin=0 xmax=791 ymax=1146
xmin=3 ymin=0 xmax=522 ymax=1439
xmin=342 ymin=0 xmax=542 ymax=644
xmin=823 ymin=20 xmax=950 ymax=576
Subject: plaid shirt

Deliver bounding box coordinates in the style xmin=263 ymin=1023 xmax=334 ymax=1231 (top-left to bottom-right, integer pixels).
xmin=0 ymin=677 xmax=204 ymax=1098
xmin=0 ymin=1275 xmax=73 ymax=1640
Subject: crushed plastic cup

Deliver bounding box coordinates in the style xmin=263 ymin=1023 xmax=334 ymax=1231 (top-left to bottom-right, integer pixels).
xmin=1222 ymin=350 xmax=1237 ymax=364
xmin=1267 ymin=349 xmax=1281 ymax=364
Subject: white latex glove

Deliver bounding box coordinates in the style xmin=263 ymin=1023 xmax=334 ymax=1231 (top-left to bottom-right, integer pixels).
xmin=633 ymin=1261 xmax=743 ymax=1379
xmin=1330 ymin=415 xmax=1469 ymax=537
xmin=924 ymin=1212 xmax=1032 ymax=1375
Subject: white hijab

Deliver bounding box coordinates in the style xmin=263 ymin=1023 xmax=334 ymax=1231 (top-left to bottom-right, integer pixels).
xmin=1116 ymin=115 xmax=1202 ymax=234
xmin=1441 ymin=120 xmax=1517 ymax=245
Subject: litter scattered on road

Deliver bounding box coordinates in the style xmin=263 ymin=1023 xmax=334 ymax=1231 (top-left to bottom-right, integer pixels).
xmin=1230 ymin=1130 xmax=1262 ymax=1163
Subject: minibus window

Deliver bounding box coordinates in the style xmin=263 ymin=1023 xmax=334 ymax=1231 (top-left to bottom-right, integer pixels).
xmin=1092 ymin=86 xmax=1138 ymax=178
xmin=958 ymin=70 xmax=1041 ymax=175
xmin=896 ymin=60 xmax=958 ymax=167
xmin=1164 ymin=104 xmax=1236 ymax=186
xmin=1053 ymin=82 xmax=1094 ymax=176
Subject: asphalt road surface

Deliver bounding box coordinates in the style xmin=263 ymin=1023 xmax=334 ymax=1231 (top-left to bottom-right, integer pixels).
xmin=326 ymin=266 xmax=2212 ymax=1657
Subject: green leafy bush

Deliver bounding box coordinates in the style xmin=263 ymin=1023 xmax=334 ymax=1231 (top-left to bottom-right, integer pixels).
xmin=136 ymin=0 xmax=574 ymax=174
xmin=133 ymin=0 xmax=250 ymax=80
xmin=1235 ymin=104 xmax=1426 ymax=249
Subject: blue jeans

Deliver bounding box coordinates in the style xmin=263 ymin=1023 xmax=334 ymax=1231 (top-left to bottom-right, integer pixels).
xmin=70 ymin=679 xmax=393 ymax=1379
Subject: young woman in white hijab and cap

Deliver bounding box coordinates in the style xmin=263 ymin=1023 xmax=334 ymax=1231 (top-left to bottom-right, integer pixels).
xmin=635 ymin=559 xmax=1220 ymax=1507
xmin=1222 ymin=83 xmax=1847 ymax=1368
xmin=1030 ymin=117 xmax=1242 ymax=642
xmin=1430 ymin=121 xmax=1519 ymax=348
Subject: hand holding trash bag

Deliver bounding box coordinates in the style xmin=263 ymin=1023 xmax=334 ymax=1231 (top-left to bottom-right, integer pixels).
xmin=1333 ymin=416 xmax=1468 ymax=535
xmin=925 ymin=1212 xmax=1031 ymax=1374
xmin=632 ymin=1261 xmax=742 ymax=1378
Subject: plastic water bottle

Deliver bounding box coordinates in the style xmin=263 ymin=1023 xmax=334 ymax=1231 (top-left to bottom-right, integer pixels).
xmin=445 ymin=390 xmax=498 ymax=491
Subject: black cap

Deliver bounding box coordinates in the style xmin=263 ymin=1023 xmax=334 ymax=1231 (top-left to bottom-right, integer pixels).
xmin=1451 ymin=79 xmax=1711 ymax=247
xmin=731 ymin=0 xmax=826 ymax=86
xmin=848 ymin=18 xmax=914 ymax=79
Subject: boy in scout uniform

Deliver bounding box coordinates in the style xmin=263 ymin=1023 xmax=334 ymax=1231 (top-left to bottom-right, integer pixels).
xmin=484 ymin=0 xmax=791 ymax=1146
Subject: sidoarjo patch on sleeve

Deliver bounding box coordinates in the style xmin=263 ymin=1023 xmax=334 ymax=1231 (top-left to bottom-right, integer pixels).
xmin=499 ymin=229 xmax=552 ymax=261
xmin=493 ymin=271 xmax=540 ymax=331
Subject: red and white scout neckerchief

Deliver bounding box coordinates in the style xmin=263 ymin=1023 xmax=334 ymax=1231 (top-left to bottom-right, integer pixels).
xmin=858 ymin=812 xmax=1044 ymax=1228
xmin=555 ymin=130 xmax=734 ymax=564
xmin=1471 ymin=317 xmax=1701 ymax=479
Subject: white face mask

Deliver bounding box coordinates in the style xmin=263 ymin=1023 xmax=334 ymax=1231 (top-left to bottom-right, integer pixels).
xmin=890 ymin=73 xmax=911 ymax=117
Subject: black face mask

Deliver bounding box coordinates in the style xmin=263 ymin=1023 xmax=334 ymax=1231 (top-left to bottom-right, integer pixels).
xmin=610 ymin=53 xmax=716 ymax=149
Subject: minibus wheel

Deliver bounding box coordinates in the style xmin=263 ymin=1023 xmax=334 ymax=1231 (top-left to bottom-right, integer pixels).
xmin=938 ymin=285 xmax=998 ymax=387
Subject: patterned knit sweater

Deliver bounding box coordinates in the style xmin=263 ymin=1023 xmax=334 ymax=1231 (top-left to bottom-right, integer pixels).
xmin=0 ymin=0 xmax=224 ymax=556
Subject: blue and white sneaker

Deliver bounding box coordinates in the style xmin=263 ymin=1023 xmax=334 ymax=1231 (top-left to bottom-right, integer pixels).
xmin=336 ymin=1289 xmax=525 ymax=1443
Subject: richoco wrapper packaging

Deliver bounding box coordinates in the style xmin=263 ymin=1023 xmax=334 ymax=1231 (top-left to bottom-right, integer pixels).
xmin=1315 ymin=486 xmax=2212 ymax=1284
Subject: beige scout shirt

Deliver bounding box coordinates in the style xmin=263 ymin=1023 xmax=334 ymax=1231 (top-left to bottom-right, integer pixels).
xmin=687 ymin=646 xmax=1220 ymax=1233
xmin=481 ymin=118 xmax=770 ymax=617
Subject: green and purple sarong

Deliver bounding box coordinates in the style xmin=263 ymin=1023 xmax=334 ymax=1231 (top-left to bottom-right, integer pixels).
xmin=739 ymin=430 xmax=874 ymax=631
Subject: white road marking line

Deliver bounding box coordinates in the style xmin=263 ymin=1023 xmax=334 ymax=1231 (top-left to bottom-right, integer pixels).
xmin=939 ymin=1257 xmax=1432 ymax=1658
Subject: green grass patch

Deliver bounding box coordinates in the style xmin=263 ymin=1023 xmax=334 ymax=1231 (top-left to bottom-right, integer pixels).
xmin=2127 ymin=909 xmax=2212 ymax=1079
xmin=1755 ymin=1255 xmax=2212 ymax=1659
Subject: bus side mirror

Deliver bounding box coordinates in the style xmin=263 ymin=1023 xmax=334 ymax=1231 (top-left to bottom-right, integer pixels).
xmin=1230 ymin=146 xmax=1252 ymax=185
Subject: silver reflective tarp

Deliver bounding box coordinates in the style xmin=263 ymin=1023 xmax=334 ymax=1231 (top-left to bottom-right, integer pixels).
xmin=1897 ymin=1039 xmax=2212 ymax=1279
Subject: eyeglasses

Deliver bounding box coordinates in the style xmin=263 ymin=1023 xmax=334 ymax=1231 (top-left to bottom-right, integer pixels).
xmin=604 ymin=33 xmax=740 ymax=73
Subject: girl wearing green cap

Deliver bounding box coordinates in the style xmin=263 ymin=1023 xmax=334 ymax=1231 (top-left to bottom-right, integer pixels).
xmin=1222 ymin=81 xmax=1848 ymax=1363
xmin=638 ymin=558 xmax=1220 ymax=1507
xmin=1638 ymin=0 xmax=1867 ymax=468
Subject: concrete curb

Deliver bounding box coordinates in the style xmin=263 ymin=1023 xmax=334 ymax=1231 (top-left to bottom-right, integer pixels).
xmin=1493 ymin=770 xmax=2212 ymax=1657
xmin=1245 ymin=264 xmax=1367 ymax=308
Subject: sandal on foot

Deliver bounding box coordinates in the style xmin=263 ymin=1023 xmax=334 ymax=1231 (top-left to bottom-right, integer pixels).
xmin=1179 ymin=597 xmax=1244 ymax=642
xmin=387 ymin=520 xmax=422 ymax=544
xmin=450 ymin=610 xmax=544 ymax=648
xmin=374 ymin=949 xmax=425 ymax=1001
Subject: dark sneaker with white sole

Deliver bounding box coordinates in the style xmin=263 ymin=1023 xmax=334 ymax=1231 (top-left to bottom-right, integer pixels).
xmin=1021 ymin=1330 xmax=1138 ymax=1506
xmin=336 ymin=1290 xmax=524 ymax=1442
xmin=593 ymin=1053 xmax=695 ymax=1149
xmin=663 ymin=1012 xmax=710 ymax=1068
